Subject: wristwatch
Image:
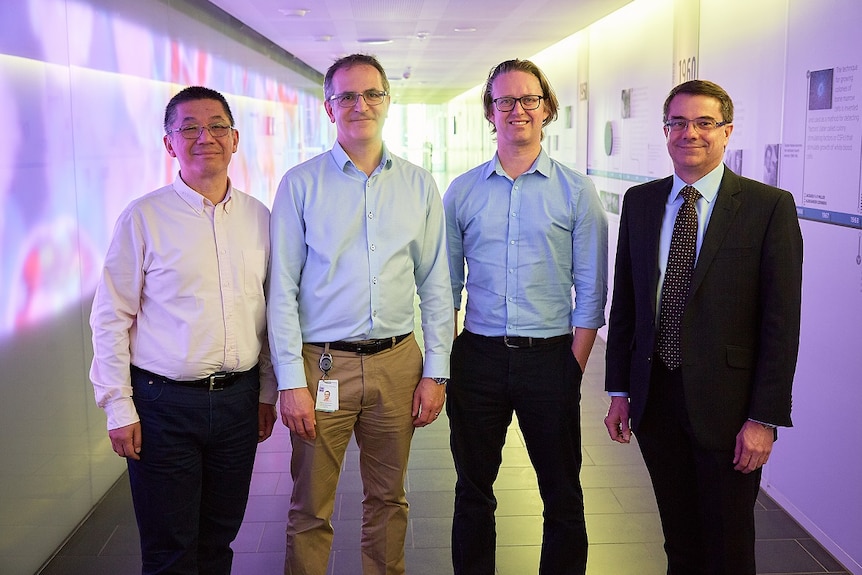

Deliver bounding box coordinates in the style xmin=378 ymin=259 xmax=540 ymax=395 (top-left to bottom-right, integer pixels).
xmin=432 ymin=377 xmax=449 ymax=385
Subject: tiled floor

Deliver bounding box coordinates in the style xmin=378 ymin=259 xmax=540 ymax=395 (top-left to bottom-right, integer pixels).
xmin=40 ymin=339 xmax=850 ymax=575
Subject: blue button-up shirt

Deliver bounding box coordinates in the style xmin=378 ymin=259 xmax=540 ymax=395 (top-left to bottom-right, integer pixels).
xmin=444 ymin=149 xmax=608 ymax=337
xmin=268 ymin=142 xmax=453 ymax=390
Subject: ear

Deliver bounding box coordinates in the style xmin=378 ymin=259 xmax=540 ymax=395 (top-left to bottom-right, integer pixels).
xmin=231 ymin=128 xmax=239 ymax=153
xmin=324 ymin=101 xmax=336 ymax=123
xmin=163 ymin=134 xmax=177 ymax=157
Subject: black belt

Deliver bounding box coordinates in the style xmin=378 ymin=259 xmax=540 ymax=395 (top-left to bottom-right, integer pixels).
xmin=482 ymin=333 xmax=571 ymax=349
xmin=308 ymin=333 xmax=411 ymax=355
xmin=131 ymin=365 xmax=253 ymax=391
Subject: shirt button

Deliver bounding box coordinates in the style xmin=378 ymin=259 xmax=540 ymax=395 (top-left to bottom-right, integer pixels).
xmin=368 ymin=212 xmax=373 ymax=219
xmin=370 ymin=244 xmax=376 ymax=251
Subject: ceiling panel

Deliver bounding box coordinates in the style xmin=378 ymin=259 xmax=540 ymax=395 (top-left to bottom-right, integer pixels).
xmin=205 ymin=0 xmax=634 ymax=103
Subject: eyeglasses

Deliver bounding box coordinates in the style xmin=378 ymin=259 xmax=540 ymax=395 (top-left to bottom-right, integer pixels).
xmin=167 ymin=123 xmax=233 ymax=140
xmin=663 ymin=118 xmax=730 ymax=132
xmin=328 ymin=90 xmax=388 ymax=108
xmin=492 ymin=95 xmax=544 ymax=112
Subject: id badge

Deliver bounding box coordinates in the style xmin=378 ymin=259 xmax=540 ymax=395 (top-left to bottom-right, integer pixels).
xmin=315 ymin=379 xmax=338 ymax=412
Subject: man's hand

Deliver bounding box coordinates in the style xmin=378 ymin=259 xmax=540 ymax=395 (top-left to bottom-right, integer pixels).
xmin=733 ymin=420 xmax=775 ymax=473
xmin=279 ymin=388 xmax=317 ymax=440
xmin=258 ymin=402 xmax=277 ymax=442
xmin=604 ymin=396 xmax=632 ymax=444
xmin=412 ymin=377 xmax=446 ymax=427
xmin=108 ymin=422 xmax=142 ymax=460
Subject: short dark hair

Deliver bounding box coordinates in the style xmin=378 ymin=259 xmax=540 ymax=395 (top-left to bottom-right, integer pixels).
xmin=482 ymin=59 xmax=559 ymax=138
xmin=163 ymin=86 xmax=235 ymax=133
xmin=663 ymin=80 xmax=734 ymax=123
xmin=323 ymin=54 xmax=390 ymax=101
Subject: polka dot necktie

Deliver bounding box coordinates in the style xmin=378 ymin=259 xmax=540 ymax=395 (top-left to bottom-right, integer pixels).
xmin=657 ymin=185 xmax=700 ymax=370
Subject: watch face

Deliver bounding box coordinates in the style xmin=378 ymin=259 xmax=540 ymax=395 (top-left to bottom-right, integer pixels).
xmin=433 ymin=377 xmax=448 ymax=385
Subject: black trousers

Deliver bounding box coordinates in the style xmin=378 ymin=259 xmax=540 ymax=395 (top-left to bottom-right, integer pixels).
xmin=128 ymin=366 xmax=260 ymax=575
xmin=448 ymin=330 xmax=587 ymax=575
xmin=637 ymin=359 xmax=761 ymax=575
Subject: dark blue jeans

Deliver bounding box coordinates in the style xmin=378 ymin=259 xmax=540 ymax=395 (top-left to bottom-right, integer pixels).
xmin=128 ymin=366 xmax=260 ymax=575
xmin=448 ymin=330 xmax=587 ymax=575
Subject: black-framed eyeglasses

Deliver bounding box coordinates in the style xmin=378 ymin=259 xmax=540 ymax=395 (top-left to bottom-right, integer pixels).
xmin=663 ymin=118 xmax=730 ymax=132
xmin=328 ymin=90 xmax=388 ymax=108
xmin=167 ymin=123 xmax=233 ymax=140
xmin=492 ymin=95 xmax=544 ymax=112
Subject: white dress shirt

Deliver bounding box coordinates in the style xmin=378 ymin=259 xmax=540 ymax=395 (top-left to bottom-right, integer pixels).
xmin=89 ymin=173 xmax=277 ymax=429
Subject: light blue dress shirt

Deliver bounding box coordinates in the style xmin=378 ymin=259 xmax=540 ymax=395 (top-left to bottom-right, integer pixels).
xmin=655 ymin=163 xmax=724 ymax=316
xmin=268 ymin=142 xmax=454 ymax=390
xmin=444 ymin=149 xmax=608 ymax=337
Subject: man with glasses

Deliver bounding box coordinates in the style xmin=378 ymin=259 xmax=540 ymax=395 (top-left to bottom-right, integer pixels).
xmin=604 ymin=80 xmax=803 ymax=574
xmin=268 ymin=53 xmax=453 ymax=574
xmin=443 ymin=59 xmax=608 ymax=575
xmin=89 ymin=86 xmax=277 ymax=574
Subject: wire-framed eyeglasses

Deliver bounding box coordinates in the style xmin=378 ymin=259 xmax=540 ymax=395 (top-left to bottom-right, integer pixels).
xmin=492 ymin=95 xmax=544 ymax=112
xmin=166 ymin=123 xmax=233 ymax=140
xmin=663 ymin=118 xmax=730 ymax=132
xmin=328 ymin=90 xmax=388 ymax=108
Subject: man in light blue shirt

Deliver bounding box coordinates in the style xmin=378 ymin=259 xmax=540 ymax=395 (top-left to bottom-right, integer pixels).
xmin=444 ymin=59 xmax=608 ymax=575
xmin=268 ymin=54 xmax=453 ymax=575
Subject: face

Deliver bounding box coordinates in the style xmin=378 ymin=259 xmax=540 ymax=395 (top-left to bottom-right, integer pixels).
xmin=163 ymin=99 xmax=238 ymax=185
xmin=488 ymin=70 xmax=549 ymax=149
xmin=664 ymin=93 xmax=733 ymax=183
xmin=324 ymin=64 xmax=389 ymax=149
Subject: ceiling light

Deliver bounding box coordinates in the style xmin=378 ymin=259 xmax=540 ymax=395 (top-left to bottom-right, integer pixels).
xmin=315 ymin=35 xmax=332 ymax=42
xmin=453 ymin=27 xmax=477 ymax=33
xmin=278 ymin=8 xmax=309 ymax=17
xmin=357 ymin=38 xmax=393 ymax=45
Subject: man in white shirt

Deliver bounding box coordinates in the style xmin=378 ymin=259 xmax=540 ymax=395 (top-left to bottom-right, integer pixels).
xmin=89 ymin=86 xmax=277 ymax=575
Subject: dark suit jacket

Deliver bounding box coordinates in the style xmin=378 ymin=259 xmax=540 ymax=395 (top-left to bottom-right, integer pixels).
xmin=605 ymin=167 xmax=803 ymax=451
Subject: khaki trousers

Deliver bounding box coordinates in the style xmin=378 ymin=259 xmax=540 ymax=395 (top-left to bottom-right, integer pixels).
xmin=285 ymin=335 xmax=423 ymax=575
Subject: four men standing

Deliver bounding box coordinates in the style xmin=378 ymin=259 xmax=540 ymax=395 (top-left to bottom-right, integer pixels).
xmin=89 ymin=57 xmax=802 ymax=575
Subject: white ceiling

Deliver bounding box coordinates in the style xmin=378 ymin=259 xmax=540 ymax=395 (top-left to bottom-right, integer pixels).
xmin=205 ymin=0 xmax=633 ymax=104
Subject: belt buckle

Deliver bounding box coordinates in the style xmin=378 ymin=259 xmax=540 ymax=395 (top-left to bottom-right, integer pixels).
xmin=207 ymin=373 xmax=228 ymax=391
xmin=504 ymin=335 xmax=530 ymax=349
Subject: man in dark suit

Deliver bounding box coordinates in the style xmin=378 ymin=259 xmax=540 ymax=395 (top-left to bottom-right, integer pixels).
xmin=604 ymin=80 xmax=803 ymax=575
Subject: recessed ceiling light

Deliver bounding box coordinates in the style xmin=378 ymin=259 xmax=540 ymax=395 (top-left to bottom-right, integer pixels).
xmin=453 ymin=27 xmax=477 ymax=32
xmin=315 ymin=35 xmax=332 ymax=42
xmin=357 ymin=38 xmax=393 ymax=45
xmin=278 ymin=8 xmax=309 ymax=17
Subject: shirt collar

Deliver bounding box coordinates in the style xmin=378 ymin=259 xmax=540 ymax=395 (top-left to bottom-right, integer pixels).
xmin=484 ymin=148 xmax=550 ymax=181
xmin=330 ymin=140 xmax=392 ymax=174
xmin=671 ymin=163 xmax=724 ymax=205
xmin=172 ymin=172 xmax=233 ymax=213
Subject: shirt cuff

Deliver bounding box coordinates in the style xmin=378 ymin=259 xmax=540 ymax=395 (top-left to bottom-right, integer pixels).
xmin=421 ymin=351 xmax=450 ymax=380
xmin=104 ymin=397 xmax=140 ymax=430
xmin=607 ymin=391 xmax=629 ymax=397
xmin=275 ymin=361 xmax=309 ymax=391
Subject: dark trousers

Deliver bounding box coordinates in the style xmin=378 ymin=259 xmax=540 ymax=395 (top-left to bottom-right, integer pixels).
xmin=448 ymin=330 xmax=587 ymax=575
xmin=128 ymin=366 xmax=260 ymax=575
xmin=637 ymin=360 xmax=761 ymax=575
